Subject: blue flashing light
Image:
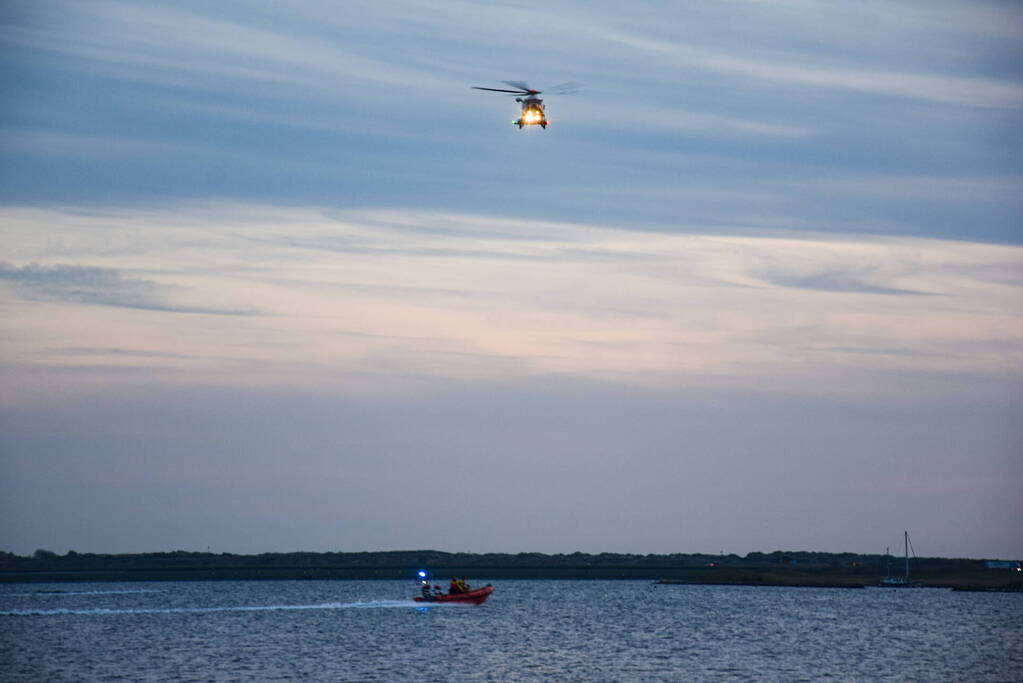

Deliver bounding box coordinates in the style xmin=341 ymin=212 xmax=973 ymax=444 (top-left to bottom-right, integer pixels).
xmin=417 ymin=570 xmax=427 ymax=579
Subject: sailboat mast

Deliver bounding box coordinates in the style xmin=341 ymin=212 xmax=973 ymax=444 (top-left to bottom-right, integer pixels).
xmin=904 ymin=530 xmax=909 ymax=581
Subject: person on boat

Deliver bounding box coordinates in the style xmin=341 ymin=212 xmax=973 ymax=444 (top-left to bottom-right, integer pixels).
xmin=457 ymin=577 xmax=470 ymax=593
xmin=449 ymin=578 xmax=461 ymax=594
xmin=421 ymin=581 xmax=433 ymax=599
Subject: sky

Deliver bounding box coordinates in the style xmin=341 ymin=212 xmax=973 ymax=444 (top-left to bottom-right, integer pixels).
xmin=1 ymin=0 xmax=1021 ymax=560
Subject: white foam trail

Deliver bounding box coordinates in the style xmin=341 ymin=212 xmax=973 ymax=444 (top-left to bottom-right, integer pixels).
xmin=0 ymin=599 xmax=426 ymax=617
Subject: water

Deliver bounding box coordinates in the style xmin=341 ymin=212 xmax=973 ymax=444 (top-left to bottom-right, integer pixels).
xmin=1 ymin=580 xmax=1020 ymax=681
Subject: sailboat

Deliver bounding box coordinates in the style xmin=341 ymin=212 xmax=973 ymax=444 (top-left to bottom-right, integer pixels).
xmin=880 ymin=530 xmax=920 ymax=587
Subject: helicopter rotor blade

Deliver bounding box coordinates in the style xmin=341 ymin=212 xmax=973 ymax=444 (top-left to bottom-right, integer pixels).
xmin=546 ymin=81 xmax=582 ymax=95
xmin=502 ymin=80 xmax=533 ymax=92
xmin=472 ymin=86 xmax=529 ymax=94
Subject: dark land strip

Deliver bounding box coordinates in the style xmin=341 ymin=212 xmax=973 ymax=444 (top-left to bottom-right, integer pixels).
xmin=3 ymin=550 xmax=1020 ymax=590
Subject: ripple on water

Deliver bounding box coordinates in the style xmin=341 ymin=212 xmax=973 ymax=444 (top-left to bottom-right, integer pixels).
xmin=0 ymin=580 xmax=1021 ymax=682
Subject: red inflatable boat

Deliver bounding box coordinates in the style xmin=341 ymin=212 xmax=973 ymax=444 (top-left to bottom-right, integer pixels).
xmin=414 ymin=584 xmax=494 ymax=605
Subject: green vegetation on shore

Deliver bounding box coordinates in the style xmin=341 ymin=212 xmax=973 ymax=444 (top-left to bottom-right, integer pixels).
xmin=2 ymin=549 xmax=1020 ymax=589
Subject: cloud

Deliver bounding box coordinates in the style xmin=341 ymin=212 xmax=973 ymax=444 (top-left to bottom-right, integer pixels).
xmin=2 ymin=1 xmax=455 ymax=97
xmin=681 ymin=47 xmax=1023 ymax=109
xmin=0 ymin=262 xmax=256 ymax=315
xmin=1 ymin=0 xmax=1021 ymax=566
xmin=573 ymin=104 xmax=819 ymax=139
xmin=14 ymin=1 xmax=1021 ymax=113
xmin=1 ymin=202 xmax=1020 ymax=561
xmin=1 ymin=204 xmax=1021 ymax=402
xmin=759 ymin=265 xmax=934 ymax=296
xmin=789 ymin=175 xmax=1023 ymax=205
xmin=50 ymin=347 xmax=195 ymax=359
xmin=0 ymin=129 xmax=220 ymax=161
xmin=1 ymin=1 xmax=1019 ymax=247
xmin=454 ymin=1 xmax=1023 ymax=108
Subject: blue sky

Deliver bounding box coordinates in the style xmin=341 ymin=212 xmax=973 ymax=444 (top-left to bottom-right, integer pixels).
xmin=1 ymin=1 xmax=1021 ymax=558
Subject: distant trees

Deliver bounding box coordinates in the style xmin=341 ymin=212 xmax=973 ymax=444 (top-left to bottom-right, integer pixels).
xmin=0 ymin=547 xmax=994 ymax=582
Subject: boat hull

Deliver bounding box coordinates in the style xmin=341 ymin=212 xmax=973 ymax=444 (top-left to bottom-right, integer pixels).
xmin=415 ymin=585 xmax=493 ymax=605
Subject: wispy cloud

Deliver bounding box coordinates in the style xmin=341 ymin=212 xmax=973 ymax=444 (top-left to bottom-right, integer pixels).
xmin=788 ymin=175 xmax=1023 ymax=204
xmin=0 ymin=262 xmax=256 ymax=315
xmin=433 ymin=0 xmax=1023 ymax=108
xmin=2 ymin=205 xmax=1021 ymax=398
xmin=759 ymin=265 xmax=934 ymax=296
xmin=586 ymin=28 xmax=1023 ymax=108
xmin=2 ymin=0 xmax=1019 ymax=248
xmin=2 ymin=1 xmax=455 ymax=96
xmin=1 ymin=0 xmax=1020 ymax=565
xmin=574 ymin=104 xmax=819 ymax=139
xmin=0 ymin=129 xmax=221 ymax=160
xmin=49 ymin=347 xmax=195 ymax=359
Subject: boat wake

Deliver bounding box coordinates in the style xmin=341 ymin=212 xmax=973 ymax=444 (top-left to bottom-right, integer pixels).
xmin=1 ymin=599 xmax=425 ymax=617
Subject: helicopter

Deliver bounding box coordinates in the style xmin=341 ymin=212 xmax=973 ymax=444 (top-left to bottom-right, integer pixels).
xmin=472 ymin=81 xmax=580 ymax=129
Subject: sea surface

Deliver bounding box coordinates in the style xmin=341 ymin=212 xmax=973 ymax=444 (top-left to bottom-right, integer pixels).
xmin=1 ymin=579 xmax=1021 ymax=681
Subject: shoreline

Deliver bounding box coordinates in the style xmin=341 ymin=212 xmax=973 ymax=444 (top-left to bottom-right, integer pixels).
xmin=2 ymin=568 xmax=1019 ymax=590
xmin=3 ymin=549 xmax=1019 ymax=590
